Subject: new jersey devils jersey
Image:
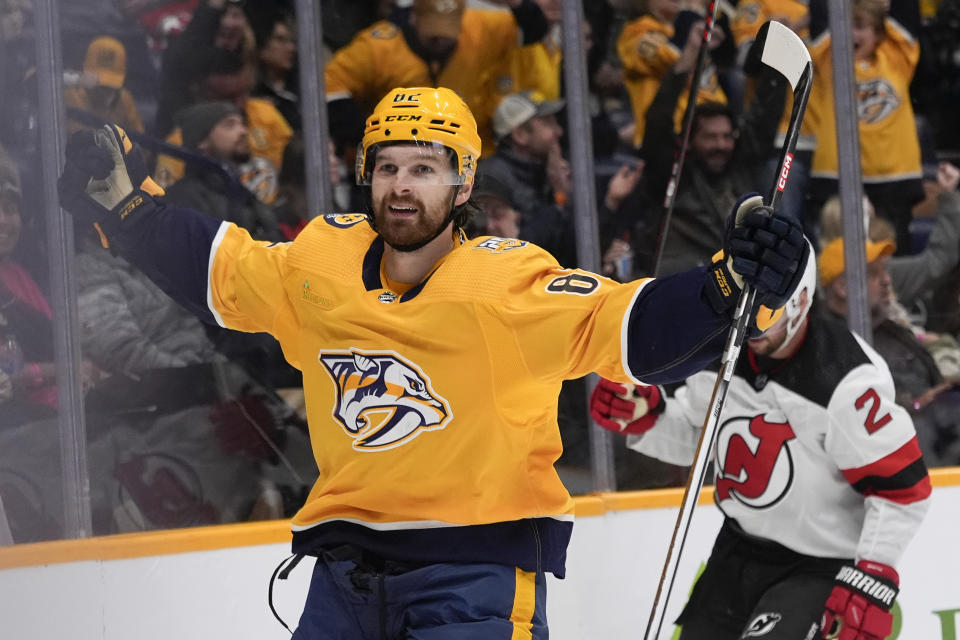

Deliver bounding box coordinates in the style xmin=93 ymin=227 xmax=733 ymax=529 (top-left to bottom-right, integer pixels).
xmin=116 ymin=204 xmax=734 ymax=576
xmin=628 ymin=310 xmax=931 ymax=568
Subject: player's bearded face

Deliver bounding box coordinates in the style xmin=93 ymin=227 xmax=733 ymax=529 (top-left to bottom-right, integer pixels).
xmin=370 ymin=145 xmax=460 ymax=250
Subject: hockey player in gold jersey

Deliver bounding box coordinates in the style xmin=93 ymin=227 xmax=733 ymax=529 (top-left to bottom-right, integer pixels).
xmin=57 ymin=86 xmax=809 ymax=638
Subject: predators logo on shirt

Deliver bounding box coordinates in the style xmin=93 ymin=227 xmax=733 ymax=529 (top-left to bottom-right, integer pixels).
xmin=857 ymin=78 xmax=900 ymax=124
xmin=319 ymin=349 xmax=453 ymax=451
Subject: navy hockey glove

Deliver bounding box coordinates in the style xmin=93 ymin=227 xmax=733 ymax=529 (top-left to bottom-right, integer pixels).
xmin=58 ymin=124 xmax=164 ymax=247
xmin=590 ymin=378 xmax=664 ymax=435
xmin=704 ymin=193 xmax=809 ymax=315
xmin=821 ymin=560 xmax=899 ymax=640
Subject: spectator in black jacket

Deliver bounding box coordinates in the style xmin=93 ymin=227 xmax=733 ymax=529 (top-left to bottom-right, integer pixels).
xmin=635 ymin=25 xmax=786 ymax=276
xmin=163 ymin=101 xmax=282 ymax=241
xmin=821 ymin=236 xmax=960 ymax=466
xmin=251 ymin=11 xmax=301 ymax=131
xmin=477 ymin=90 xmax=576 ymax=266
xmin=154 ymin=0 xmax=254 ymax=136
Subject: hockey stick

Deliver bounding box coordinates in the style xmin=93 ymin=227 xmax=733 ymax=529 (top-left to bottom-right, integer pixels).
xmin=652 ymin=0 xmax=720 ymax=277
xmin=643 ymin=21 xmax=812 ymax=640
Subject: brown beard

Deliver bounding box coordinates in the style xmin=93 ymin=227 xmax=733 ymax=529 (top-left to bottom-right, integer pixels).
xmin=372 ymin=190 xmax=455 ymax=251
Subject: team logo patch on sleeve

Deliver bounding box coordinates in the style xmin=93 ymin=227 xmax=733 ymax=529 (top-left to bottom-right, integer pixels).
xmin=319 ymin=350 xmax=452 ymax=451
xmin=475 ymin=237 xmax=528 ymax=253
xmin=323 ymin=214 xmax=369 ymax=229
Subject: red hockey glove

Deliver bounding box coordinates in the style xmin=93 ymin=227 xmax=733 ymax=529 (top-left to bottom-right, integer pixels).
xmin=589 ymin=378 xmax=664 ymax=435
xmin=821 ymin=560 xmax=899 ymax=640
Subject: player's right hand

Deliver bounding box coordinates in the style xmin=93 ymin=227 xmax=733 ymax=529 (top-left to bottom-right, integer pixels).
xmin=58 ymin=124 xmax=163 ymax=247
xmin=589 ymin=378 xmax=664 ymax=435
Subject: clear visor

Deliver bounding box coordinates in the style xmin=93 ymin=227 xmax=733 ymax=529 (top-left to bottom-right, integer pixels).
xmin=356 ymin=141 xmax=465 ymax=187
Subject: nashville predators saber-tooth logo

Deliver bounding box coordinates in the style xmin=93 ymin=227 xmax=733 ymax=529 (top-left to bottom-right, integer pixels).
xmin=857 ymin=78 xmax=899 ymax=124
xmin=319 ymin=350 xmax=452 ymax=451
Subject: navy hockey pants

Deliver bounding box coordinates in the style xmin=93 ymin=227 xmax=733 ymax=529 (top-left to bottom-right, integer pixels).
xmin=291 ymin=545 xmax=548 ymax=639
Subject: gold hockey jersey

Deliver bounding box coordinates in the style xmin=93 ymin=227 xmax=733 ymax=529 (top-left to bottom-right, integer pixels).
xmin=206 ymin=215 xmax=652 ymax=571
xmin=809 ymin=18 xmax=922 ymax=183
xmin=324 ymin=12 xmax=521 ymax=154
xmin=618 ymin=15 xmax=727 ymax=148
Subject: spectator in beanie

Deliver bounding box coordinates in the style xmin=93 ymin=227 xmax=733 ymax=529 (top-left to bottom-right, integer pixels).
xmin=163 ymin=101 xmax=283 ymax=241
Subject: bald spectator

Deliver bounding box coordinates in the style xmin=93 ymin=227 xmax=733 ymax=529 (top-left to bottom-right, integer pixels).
xmin=65 ymin=37 xmax=145 ymax=135
xmin=324 ymin=0 xmax=548 ymax=154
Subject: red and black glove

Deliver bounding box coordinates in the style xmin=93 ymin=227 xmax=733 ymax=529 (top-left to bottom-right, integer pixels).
xmin=821 ymin=560 xmax=899 ymax=640
xmin=589 ymin=378 xmax=665 ymax=435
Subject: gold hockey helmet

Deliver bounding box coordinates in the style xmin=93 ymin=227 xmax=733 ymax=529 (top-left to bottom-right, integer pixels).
xmin=356 ymin=87 xmax=481 ymax=186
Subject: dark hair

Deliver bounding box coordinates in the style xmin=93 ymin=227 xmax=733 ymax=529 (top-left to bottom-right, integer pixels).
xmin=252 ymin=11 xmax=295 ymax=50
xmin=452 ymin=196 xmax=480 ymax=231
xmin=690 ymin=101 xmax=736 ymax=138
xmin=279 ymin=134 xmax=305 ymax=188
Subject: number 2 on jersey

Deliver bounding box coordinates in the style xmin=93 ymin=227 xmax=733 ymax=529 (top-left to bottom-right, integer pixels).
xmin=855 ymin=388 xmax=892 ymax=434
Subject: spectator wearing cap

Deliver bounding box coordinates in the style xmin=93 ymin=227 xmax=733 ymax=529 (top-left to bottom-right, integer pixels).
xmin=478 ymin=90 xmax=576 ymax=266
xmin=820 ymin=234 xmax=960 ymax=466
xmin=64 ymin=36 xmax=145 ymax=135
xmin=818 ymin=162 xmax=960 ymax=312
xmin=154 ymin=50 xmax=293 ymax=205
xmin=163 ymin=101 xmax=282 ymax=242
xmin=324 ymin=0 xmax=549 ymax=155
xmin=470 ymin=173 xmax=522 ymax=239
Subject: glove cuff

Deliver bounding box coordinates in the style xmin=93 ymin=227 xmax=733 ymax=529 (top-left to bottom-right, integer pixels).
xmin=702 ymin=256 xmax=743 ymax=316
xmin=835 ymin=562 xmax=900 ymax=610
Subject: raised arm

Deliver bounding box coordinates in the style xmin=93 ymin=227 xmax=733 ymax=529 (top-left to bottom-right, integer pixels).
xmin=58 ymin=125 xmax=290 ymax=337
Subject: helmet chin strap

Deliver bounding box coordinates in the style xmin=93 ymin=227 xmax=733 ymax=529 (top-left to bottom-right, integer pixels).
xmin=366 ymin=185 xmax=462 ymax=253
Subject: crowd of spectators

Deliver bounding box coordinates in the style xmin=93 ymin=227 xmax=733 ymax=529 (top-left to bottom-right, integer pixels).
xmin=1 ymin=0 xmax=960 ymax=540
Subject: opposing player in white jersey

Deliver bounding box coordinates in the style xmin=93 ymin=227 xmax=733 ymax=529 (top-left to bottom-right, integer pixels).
xmin=591 ymin=249 xmax=931 ymax=640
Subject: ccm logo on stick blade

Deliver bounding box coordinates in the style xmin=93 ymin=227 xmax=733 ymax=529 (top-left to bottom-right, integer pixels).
xmin=777 ymin=153 xmax=793 ymax=192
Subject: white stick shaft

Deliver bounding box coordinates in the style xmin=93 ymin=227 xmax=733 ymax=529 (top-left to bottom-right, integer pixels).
xmin=643 ymin=286 xmax=756 ymax=639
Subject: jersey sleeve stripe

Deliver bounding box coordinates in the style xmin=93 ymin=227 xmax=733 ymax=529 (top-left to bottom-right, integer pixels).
xmin=841 ymin=437 xmax=924 ymax=484
xmin=858 ymin=475 xmax=933 ymax=505
xmin=843 ymin=438 xmax=932 ymax=504
xmin=206 ymin=221 xmax=231 ymax=328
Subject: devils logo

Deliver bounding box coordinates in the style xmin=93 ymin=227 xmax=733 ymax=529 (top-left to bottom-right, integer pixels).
xmin=715 ymin=415 xmax=796 ymax=508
